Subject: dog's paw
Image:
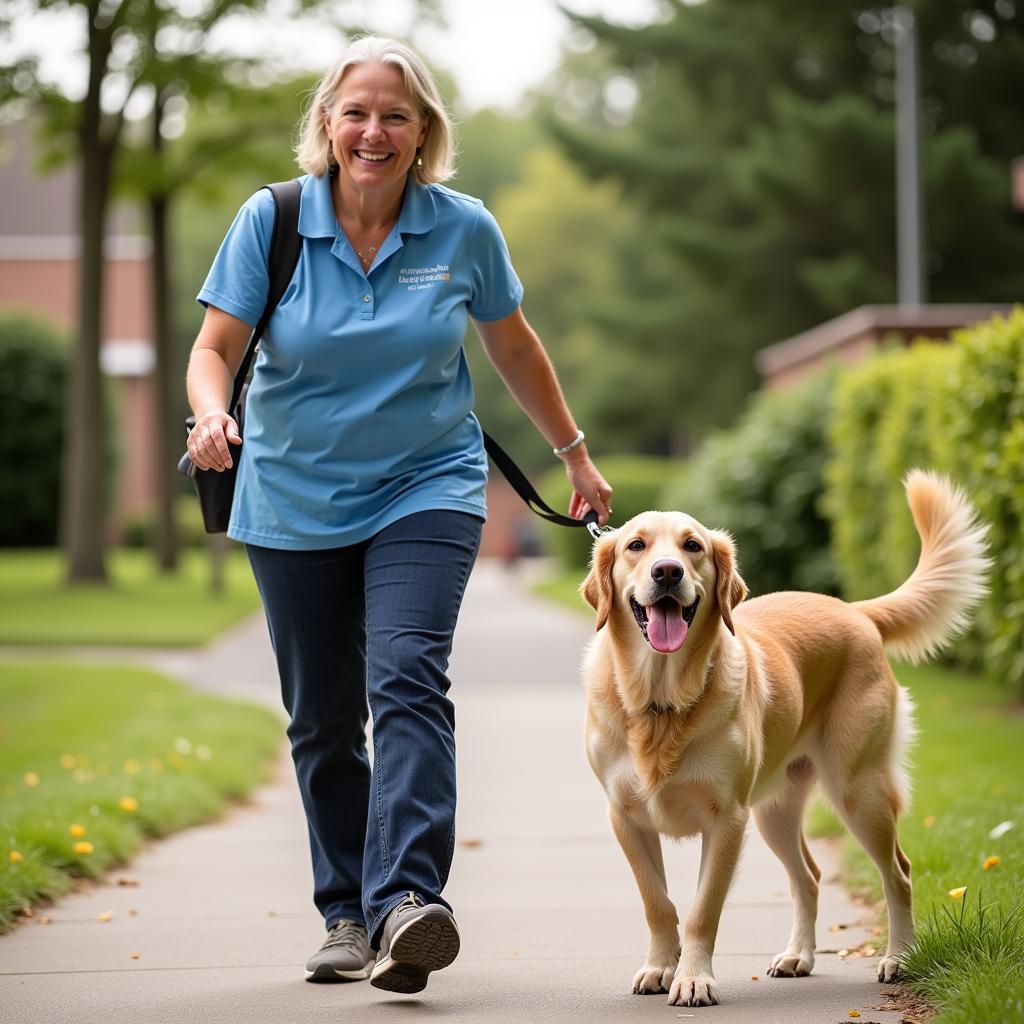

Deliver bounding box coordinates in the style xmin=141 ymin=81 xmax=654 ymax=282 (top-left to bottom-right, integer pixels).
xmin=767 ymin=949 xmax=814 ymax=977
xmin=631 ymin=963 xmax=674 ymax=994
xmin=667 ymin=972 xmax=719 ymax=1006
xmin=877 ymin=954 xmax=902 ymax=983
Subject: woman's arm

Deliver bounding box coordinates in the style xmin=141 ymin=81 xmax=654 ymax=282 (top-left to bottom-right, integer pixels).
xmin=185 ymin=305 xmax=252 ymax=472
xmin=473 ymin=307 xmax=613 ymax=525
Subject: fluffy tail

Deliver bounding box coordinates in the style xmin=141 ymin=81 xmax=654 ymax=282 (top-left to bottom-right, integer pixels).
xmin=853 ymin=470 xmax=990 ymax=664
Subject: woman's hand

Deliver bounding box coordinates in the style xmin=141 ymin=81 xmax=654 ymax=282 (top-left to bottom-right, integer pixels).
xmin=562 ymin=449 xmax=614 ymax=527
xmin=188 ymin=411 xmax=241 ymax=472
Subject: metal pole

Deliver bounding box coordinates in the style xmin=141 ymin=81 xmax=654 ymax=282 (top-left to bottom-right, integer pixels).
xmin=895 ymin=5 xmax=926 ymax=305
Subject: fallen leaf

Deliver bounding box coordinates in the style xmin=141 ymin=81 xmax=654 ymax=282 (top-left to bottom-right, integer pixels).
xmin=983 ymin=855 xmax=1000 ymax=871
xmin=751 ymin=975 xmax=759 ymax=981
xmin=838 ymin=948 xmax=851 ymax=958
xmin=128 ymin=908 xmax=138 ymax=916
xmin=38 ymin=916 xmax=52 ymax=925
xmin=460 ymin=838 xmax=484 ymax=848
xmin=97 ymin=911 xmax=112 ymax=923
xmin=116 ymin=877 xmax=140 ymax=887
xmin=130 ymin=953 xmax=140 ymax=960
xmin=848 ymin=1012 xmax=861 ymax=1019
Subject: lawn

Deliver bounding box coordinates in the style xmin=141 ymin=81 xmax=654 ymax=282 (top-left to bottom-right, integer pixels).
xmin=0 ymin=547 xmax=261 ymax=646
xmin=0 ymin=661 xmax=282 ymax=930
xmin=534 ymin=567 xmax=1024 ymax=1024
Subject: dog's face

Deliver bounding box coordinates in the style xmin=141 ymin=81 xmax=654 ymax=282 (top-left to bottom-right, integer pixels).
xmin=581 ymin=511 xmax=747 ymax=654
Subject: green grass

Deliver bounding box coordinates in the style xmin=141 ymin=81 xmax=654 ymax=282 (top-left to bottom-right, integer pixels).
xmin=0 ymin=548 xmax=260 ymax=646
xmin=531 ymin=565 xmax=589 ymax=615
xmin=0 ymin=661 xmax=283 ymax=930
xmin=532 ymin=568 xmax=1024 ymax=1022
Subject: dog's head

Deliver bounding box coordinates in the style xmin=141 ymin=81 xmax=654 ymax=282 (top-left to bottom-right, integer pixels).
xmin=580 ymin=511 xmax=748 ymax=654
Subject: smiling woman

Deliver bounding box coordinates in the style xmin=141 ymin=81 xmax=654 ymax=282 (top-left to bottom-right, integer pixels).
xmin=183 ymin=33 xmax=612 ymax=1001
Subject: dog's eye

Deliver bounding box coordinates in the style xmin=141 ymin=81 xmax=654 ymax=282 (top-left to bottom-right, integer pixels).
xmin=627 ymin=539 xmax=646 ymax=552
xmin=683 ymin=539 xmax=703 ymax=554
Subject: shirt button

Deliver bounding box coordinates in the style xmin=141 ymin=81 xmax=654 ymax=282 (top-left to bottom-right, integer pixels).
xmin=362 ymin=295 xmax=371 ymax=303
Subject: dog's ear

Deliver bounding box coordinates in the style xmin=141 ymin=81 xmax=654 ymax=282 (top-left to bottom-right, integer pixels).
xmin=709 ymin=530 xmax=747 ymax=635
xmin=580 ymin=533 xmax=616 ymax=631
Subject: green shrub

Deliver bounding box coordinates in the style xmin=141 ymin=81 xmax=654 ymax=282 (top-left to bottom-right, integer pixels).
xmin=946 ymin=309 xmax=1024 ymax=690
xmin=538 ymin=456 xmax=677 ymax=570
xmin=660 ymin=370 xmax=839 ymax=599
xmin=0 ymin=315 xmax=68 ymax=546
xmin=823 ymin=309 xmax=1024 ymax=690
xmin=823 ymin=342 xmax=957 ymax=600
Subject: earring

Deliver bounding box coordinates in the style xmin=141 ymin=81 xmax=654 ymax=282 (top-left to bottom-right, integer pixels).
xmin=415 ymin=151 xmax=423 ymax=168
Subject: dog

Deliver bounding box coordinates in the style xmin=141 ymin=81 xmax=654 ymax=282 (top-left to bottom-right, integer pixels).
xmin=579 ymin=470 xmax=989 ymax=1007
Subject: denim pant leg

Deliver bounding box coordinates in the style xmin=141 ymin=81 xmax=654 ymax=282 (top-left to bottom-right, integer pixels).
xmin=360 ymin=510 xmax=483 ymax=946
xmin=246 ymin=542 xmax=370 ymax=930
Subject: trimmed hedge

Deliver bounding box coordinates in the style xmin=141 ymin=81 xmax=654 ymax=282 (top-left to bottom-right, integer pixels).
xmin=0 ymin=316 xmax=68 ymax=546
xmin=824 ymin=309 xmax=1024 ymax=690
xmin=539 ymin=456 xmax=677 ymax=570
xmin=660 ymin=370 xmax=840 ymax=599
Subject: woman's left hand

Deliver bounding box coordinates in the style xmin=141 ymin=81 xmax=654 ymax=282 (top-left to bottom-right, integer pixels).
xmin=563 ymin=450 xmax=614 ymax=527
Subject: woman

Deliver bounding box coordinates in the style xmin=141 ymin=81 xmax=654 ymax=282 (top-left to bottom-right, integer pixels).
xmin=185 ymin=36 xmax=612 ymax=995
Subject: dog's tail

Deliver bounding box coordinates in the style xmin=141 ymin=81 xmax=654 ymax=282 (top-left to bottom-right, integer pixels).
xmin=853 ymin=470 xmax=990 ymax=664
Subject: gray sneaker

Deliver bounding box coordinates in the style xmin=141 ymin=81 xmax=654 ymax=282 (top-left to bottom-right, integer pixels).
xmin=304 ymin=920 xmax=374 ymax=982
xmin=369 ymin=892 xmax=460 ymax=994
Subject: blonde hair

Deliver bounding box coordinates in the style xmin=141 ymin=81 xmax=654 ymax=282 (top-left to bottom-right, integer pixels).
xmin=295 ymin=36 xmax=456 ymax=185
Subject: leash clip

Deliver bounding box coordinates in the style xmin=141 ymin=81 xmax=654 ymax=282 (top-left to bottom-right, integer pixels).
xmin=587 ymin=521 xmax=615 ymax=540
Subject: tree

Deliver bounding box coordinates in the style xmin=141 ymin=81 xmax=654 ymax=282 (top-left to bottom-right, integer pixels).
xmin=549 ymin=0 xmax=1024 ymax=439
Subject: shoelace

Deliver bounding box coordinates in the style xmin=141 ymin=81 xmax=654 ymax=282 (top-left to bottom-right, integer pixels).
xmin=322 ymin=920 xmax=366 ymax=952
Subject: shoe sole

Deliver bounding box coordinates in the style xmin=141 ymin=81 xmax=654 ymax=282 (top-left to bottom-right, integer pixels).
xmin=369 ymin=910 xmax=460 ymax=994
xmin=304 ymin=961 xmax=374 ymax=982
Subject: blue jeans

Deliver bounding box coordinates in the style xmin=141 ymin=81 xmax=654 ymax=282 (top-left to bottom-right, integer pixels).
xmin=246 ymin=509 xmax=483 ymax=947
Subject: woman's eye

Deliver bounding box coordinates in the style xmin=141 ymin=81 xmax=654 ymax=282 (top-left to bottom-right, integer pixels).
xmin=683 ymin=539 xmax=703 ymax=554
xmin=627 ymin=539 xmax=646 ymax=552
xmin=386 ymin=113 xmax=407 ymax=122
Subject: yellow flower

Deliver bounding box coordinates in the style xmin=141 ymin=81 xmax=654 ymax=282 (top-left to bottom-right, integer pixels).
xmin=69 ymin=824 xmax=87 ymax=838
xmin=23 ymin=772 xmax=40 ymax=787
xmin=123 ymin=759 xmax=141 ymax=775
xmin=849 ymin=1013 xmax=861 ymax=1019
xmin=73 ymin=841 xmax=94 ymax=855
xmin=983 ymin=856 xmax=1001 ymax=871
xmin=118 ymin=796 xmax=139 ymax=813
xmin=949 ymin=886 xmax=968 ymax=900
xmin=922 ymin=815 xmax=937 ymax=828
xmin=59 ymin=754 xmax=76 ymax=770
xmin=9 ymin=851 xmax=23 ymax=864
xmin=97 ymin=911 xmax=112 ymax=923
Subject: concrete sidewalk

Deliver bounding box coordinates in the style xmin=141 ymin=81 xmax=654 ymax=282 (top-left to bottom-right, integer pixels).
xmin=0 ymin=561 xmax=906 ymax=1024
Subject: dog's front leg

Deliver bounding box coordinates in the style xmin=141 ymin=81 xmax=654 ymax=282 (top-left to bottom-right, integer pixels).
xmin=608 ymin=803 xmax=680 ymax=994
xmin=670 ymin=807 xmax=748 ymax=1007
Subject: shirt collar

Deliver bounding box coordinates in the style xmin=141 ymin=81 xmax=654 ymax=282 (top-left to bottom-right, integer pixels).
xmin=298 ymin=172 xmax=437 ymax=240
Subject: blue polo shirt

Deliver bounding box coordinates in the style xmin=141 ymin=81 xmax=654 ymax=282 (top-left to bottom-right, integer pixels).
xmin=197 ymin=172 xmax=523 ymax=549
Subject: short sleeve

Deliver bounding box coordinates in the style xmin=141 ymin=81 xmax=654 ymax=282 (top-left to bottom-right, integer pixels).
xmin=196 ymin=190 xmax=275 ymax=326
xmin=467 ymin=204 xmax=524 ymax=322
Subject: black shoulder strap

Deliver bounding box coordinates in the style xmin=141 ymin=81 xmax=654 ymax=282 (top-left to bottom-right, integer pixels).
xmin=227 ymin=178 xmax=303 ymax=409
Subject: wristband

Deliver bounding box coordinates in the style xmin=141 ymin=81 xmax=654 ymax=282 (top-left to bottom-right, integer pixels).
xmin=553 ymin=429 xmax=585 ymax=456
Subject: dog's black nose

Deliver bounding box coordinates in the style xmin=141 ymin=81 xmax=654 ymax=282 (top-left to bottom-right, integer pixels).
xmin=651 ymin=559 xmax=683 ymax=584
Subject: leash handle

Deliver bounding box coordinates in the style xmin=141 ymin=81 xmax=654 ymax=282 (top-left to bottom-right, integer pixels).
xmin=481 ymin=430 xmax=605 ymax=536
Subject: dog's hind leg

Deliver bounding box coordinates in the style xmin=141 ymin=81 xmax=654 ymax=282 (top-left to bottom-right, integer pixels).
xmin=609 ymin=804 xmax=680 ymax=995
xmin=753 ymin=756 xmax=819 ymax=978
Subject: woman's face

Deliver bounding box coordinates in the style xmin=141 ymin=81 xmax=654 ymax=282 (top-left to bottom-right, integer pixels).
xmin=324 ymin=61 xmax=428 ymax=197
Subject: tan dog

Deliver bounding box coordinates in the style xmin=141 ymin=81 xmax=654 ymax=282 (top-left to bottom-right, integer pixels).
xmin=580 ymin=470 xmax=989 ymax=1007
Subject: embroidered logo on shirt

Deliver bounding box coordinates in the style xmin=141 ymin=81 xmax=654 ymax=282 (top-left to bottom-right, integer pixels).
xmin=398 ymin=264 xmax=451 ymax=291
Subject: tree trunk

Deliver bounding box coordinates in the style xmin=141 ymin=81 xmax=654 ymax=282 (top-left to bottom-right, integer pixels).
xmin=150 ymin=90 xmax=180 ymax=572
xmin=61 ymin=7 xmax=114 ymax=584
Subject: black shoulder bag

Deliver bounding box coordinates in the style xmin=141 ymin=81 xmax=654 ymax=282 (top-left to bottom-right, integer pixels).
xmin=177 ymin=179 xmax=303 ymax=534
xmin=179 ymin=178 xmax=604 ymax=539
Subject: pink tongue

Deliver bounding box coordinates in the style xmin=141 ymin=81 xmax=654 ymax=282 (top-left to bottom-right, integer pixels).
xmin=647 ymin=602 xmax=689 ymax=653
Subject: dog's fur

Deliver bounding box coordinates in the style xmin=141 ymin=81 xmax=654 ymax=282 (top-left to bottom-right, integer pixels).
xmin=580 ymin=470 xmax=989 ymax=1007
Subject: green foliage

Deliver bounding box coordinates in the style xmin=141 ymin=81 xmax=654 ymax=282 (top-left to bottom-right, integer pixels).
xmin=824 ymin=342 xmax=958 ymax=600
xmin=550 ymin=0 xmax=1024 ymax=438
xmin=660 ymin=371 xmax=840 ymax=598
xmin=823 ymin=311 xmax=1024 ymax=687
xmin=0 ymin=662 xmax=281 ymax=930
xmin=538 ymin=456 xmax=677 ymax=571
xmin=0 ymin=315 xmax=67 ymax=546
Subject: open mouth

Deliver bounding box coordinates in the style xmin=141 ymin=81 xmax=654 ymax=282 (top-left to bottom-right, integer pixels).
xmin=629 ymin=595 xmax=700 ymax=654
xmin=354 ymin=150 xmax=393 ymax=163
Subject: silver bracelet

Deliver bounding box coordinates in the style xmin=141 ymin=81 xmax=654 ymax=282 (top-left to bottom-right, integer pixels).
xmin=553 ymin=429 xmax=585 ymax=456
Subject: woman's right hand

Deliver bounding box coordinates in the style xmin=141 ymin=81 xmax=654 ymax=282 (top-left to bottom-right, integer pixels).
xmin=188 ymin=411 xmax=241 ymax=472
